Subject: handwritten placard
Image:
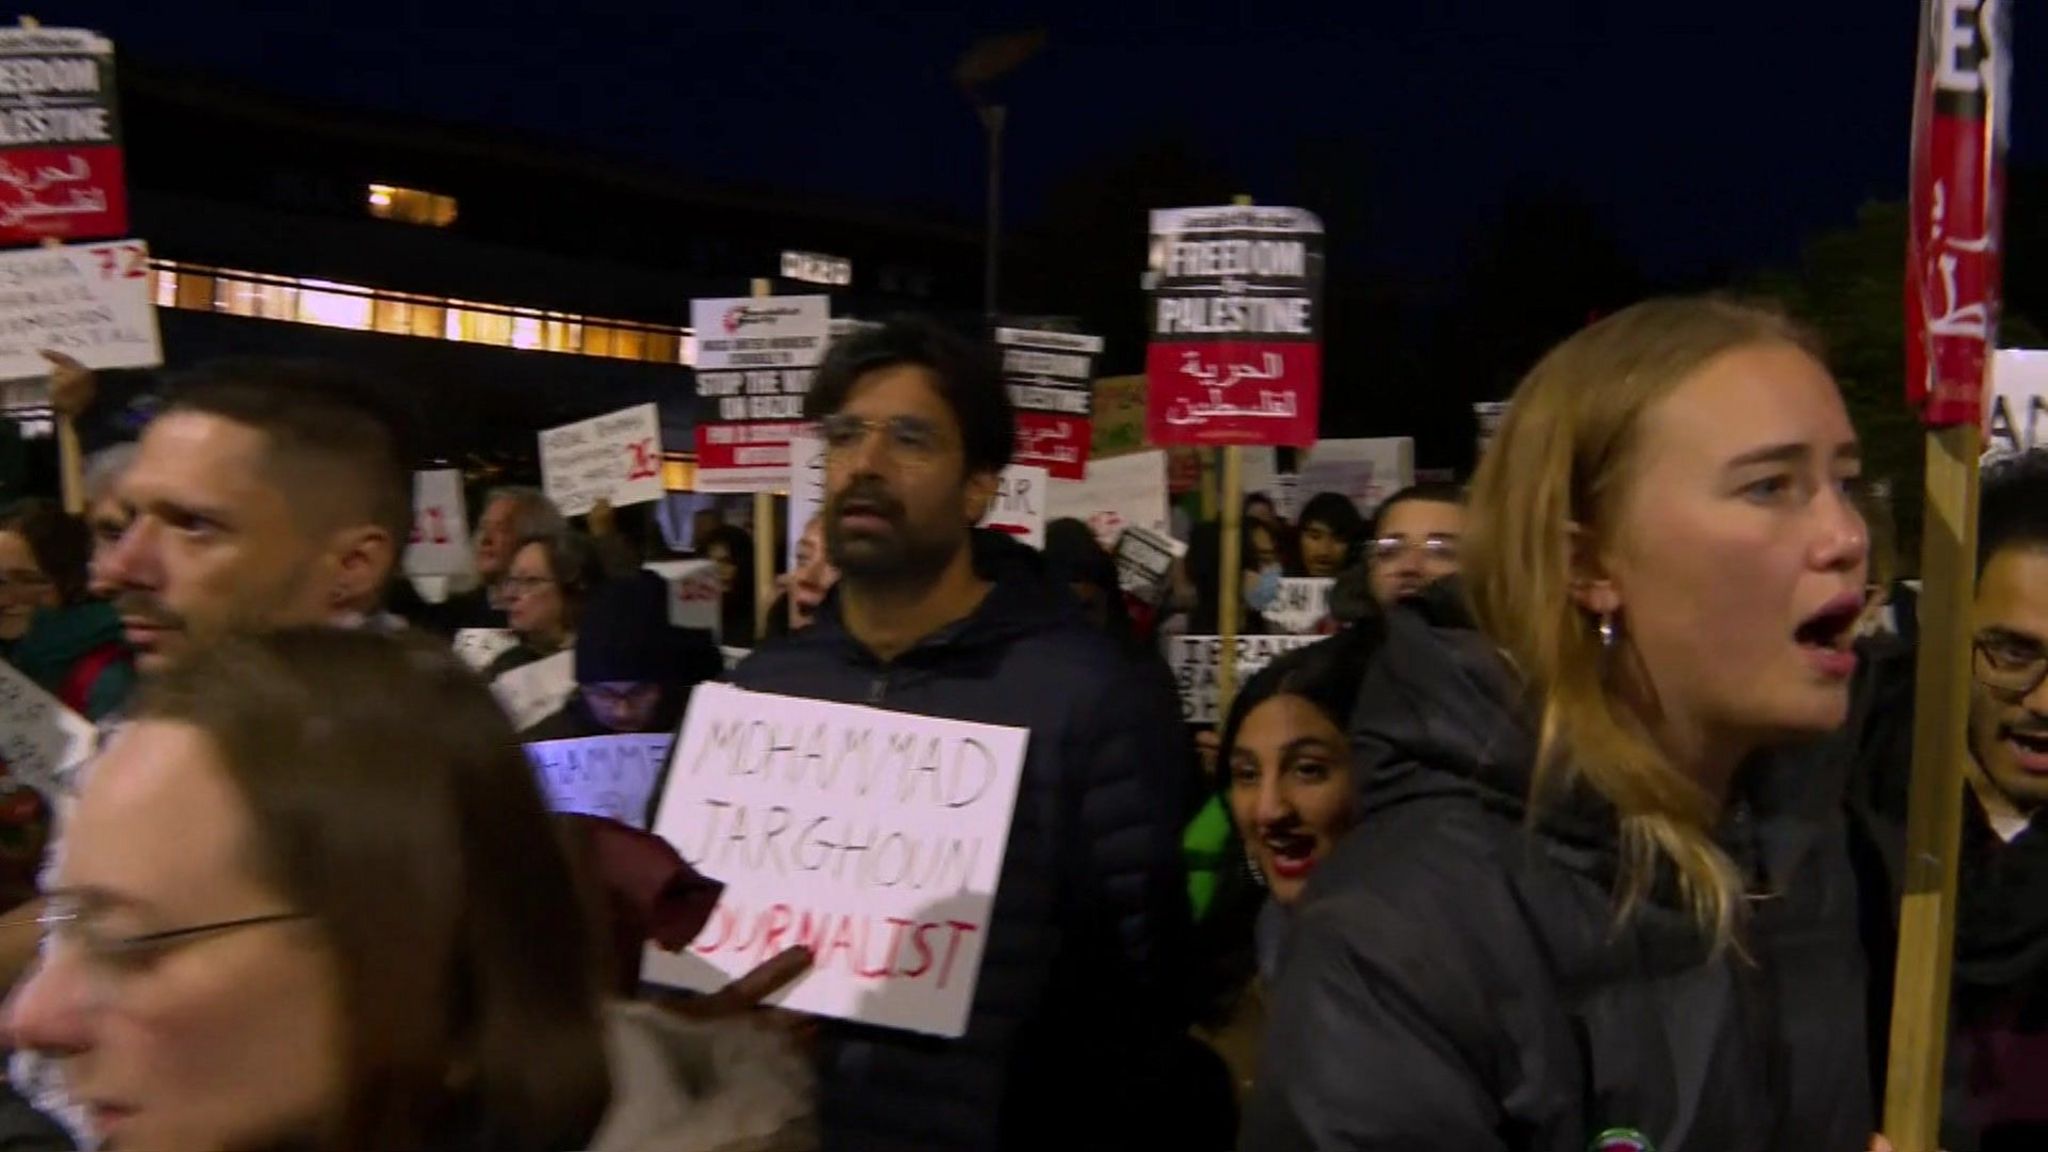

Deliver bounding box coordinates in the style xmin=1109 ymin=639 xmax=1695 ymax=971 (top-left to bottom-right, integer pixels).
xmin=642 ymin=560 xmax=722 ymax=636
xmin=1168 ymin=634 xmax=1320 ymax=725
xmin=0 ymin=240 xmax=160 ymax=381
xmin=1988 ymin=349 xmax=2048 ymax=459
xmin=1047 ymin=449 xmax=1171 ymax=552
xmin=538 ymin=403 xmax=664 ymax=517
xmin=1112 ymin=524 xmax=1185 ymax=603
xmin=0 ymin=659 xmax=95 ymax=799
xmin=452 ymin=628 xmax=519 ymax=673
xmin=977 ymin=463 xmax=1048 ymax=550
xmin=1264 ymin=578 xmax=1336 ymax=636
xmin=1296 ymin=437 xmax=1414 ymax=517
xmin=403 ymin=469 xmax=472 ymax=578
xmin=490 ymin=650 xmax=576 ymax=733
xmin=526 ymin=733 xmax=674 ymax=829
xmin=644 ymin=683 xmax=1030 ymax=1038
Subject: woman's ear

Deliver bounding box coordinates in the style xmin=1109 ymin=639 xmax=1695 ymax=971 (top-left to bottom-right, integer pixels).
xmin=1566 ymin=521 xmax=1621 ymax=618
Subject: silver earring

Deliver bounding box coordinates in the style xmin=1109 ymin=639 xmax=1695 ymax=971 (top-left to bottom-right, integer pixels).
xmin=1598 ymin=613 xmax=1616 ymax=650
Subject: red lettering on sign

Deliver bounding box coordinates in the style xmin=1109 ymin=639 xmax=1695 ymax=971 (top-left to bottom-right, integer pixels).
xmin=626 ymin=438 xmax=659 ymax=481
xmin=688 ymin=901 xmax=984 ymax=987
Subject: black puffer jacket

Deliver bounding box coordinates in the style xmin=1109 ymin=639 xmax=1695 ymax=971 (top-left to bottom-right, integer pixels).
xmin=1242 ymin=598 xmax=1873 ymax=1151
xmin=732 ymin=531 xmax=1193 ymax=1152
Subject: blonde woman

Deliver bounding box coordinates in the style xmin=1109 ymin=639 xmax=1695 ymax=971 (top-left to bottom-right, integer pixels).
xmin=1243 ymin=298 xmax=1878 ymax=1150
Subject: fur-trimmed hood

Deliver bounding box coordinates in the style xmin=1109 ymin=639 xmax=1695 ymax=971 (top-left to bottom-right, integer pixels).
xmin=590 ymin=1001 xmax=815 ymax=1152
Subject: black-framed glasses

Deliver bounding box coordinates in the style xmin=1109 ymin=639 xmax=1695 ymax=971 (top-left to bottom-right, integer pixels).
xmin=3 ymin=900 xmax=308 ymax=1009
xmin=816 ymin=414 xmax=947 ymax=464
xmin=498 ymin=575 xmax=557 ymax=596
xmin=1974 ymin=631 xmax=2048 ymax=698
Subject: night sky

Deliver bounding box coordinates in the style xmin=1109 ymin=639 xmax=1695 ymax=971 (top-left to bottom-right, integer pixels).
xmin=57 ymin=1 xmax=2048 ymax=284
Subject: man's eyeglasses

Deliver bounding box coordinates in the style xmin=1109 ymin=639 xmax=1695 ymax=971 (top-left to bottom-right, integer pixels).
xmin=1974 ymin=631 xmax=2048 ymax=698
xmin=816 ymin=414 xmax=947 ymax=464
xmin=3 ymin=899 xmax=307 ymax=1009
xmin=1369 ymin=536 xmax=1459 ymax=565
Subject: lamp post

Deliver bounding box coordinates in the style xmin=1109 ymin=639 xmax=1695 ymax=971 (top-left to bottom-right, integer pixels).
xmin=956 ymin=30 xmax=1046 ymax=320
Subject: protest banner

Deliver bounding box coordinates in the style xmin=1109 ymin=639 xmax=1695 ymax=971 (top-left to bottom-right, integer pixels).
xmin=1296 ymin=437 xmax=1415 ymax=516
xmin=1263 ymin=577 xmax=1335 ymax=636
xmin=1145 ymin=205 xmax=1324 ymax=447
xmin=451 ymin=628 xmax=518 ymax=673
xmin=0 ymin=240 xmax=159 ymax=385
xmin=691 ymin=295 xmax=830 ymax=492
xmin=996 ymin=327 xmax=1101 ymax=480
xmin=642 ymin=559 xmax=722 ymax=636
xmin=526 ymin=733 xmax=674 ymax=829
xmin=538 ymin=403 xmax=663 ymax=517
xmin=1047 ymin=449 xmax=1171 ymax=552
xmin=0 ymin=26 xmax=125 ymax=244
xmin=402 ymin=469 xmax=471 ymax=578
xmin=490 ymin=650 xmax=575 ymax=733
xmin=785 ymin=424 xmax=826 ymax=564
xmin=1090 ymin=375 xmax=1149 ymax=460
xmin=977 ymin=463 xmax=1047 ymax=550
xmin=0 ymin=658 xmax=94 ymax=799
xmin=644 ymin=683 xmax=1029 ymax=1038
xmin=1986 ymin=348 xmax=2046 ymax=458
xmin=1112 ymin=524 xmax=1186 ymax=603
xmin=1167 ymin=634 xmax=1320 ymax=725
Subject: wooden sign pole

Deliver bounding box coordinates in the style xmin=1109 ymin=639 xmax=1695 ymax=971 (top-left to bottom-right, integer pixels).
xmin=748 ymin=277 xmax=777 ymax=639
xmin=1214 ymin=193 xmax=1254 ymax=719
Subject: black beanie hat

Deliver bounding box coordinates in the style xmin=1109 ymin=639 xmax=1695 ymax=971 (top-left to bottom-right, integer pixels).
xmin=575 ymin=572 xmax=687 ymax=684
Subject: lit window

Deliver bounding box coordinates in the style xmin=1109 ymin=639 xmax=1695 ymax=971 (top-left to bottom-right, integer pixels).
xmin=366 ymin=183 xmax=458 ymax=227
xmin=152 ymin=266 xmax=177 ymax=309
xmin=296 ymin=279 xmax=373 ymax=330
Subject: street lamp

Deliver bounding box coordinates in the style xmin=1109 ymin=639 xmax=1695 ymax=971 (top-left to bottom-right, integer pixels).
xmin=955 ymin=30 xmax=1046 ymax=320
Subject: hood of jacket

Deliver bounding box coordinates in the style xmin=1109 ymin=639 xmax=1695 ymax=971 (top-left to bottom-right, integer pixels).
xmin=590 ymin=1002 xmax=815 ymax=1152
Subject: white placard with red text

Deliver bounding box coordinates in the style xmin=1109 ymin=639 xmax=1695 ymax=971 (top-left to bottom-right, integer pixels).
xmin=643 ymin=560 xmax=722 ymax=637
xmin=692 ymin=296 xmax=831 ymax=492
xmin=1046 ymin=450 xmax=1172 ymax=552
xmin=538 ymin=404 xmax=664 ymax=517
xmin=1988 ymin=349 xmax=2048 ymax=458
xmin=644 ymin=683 xmax=1029 ymax=1037
xmin=977 ymin=463 xmax=1048 ymax=550
xmin=403 ymin=469 xmax=472 ymax=578
xmin=1296 ymin=437 xmax=1415 ymax=517
xmin=0 ymin=240 xmax=160 ymax=382
xmin=0 ymin=659 xmax=95 ymax=800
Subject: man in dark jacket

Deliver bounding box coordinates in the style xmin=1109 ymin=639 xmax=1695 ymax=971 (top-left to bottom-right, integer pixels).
xmin=1854 ymin=450 xmax=2048 ymax=1151
xmin=732 ymin=315 xmax=1192 ymax=1151
xmin=1244 ymin=579 xmax=1874 ymax=1151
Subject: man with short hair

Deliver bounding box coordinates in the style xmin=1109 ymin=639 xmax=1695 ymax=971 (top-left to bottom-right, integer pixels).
xmin=1362 ymin=481 xmax=1466 ymax=606
xmin=99 ymin=359 xmax=413 ymax=671
xmin=733 ymin=316 xmax=1191 ymax=1151
xmin=420 ymin=485 xmax=568 ymax=632
xmin=1856 ymin=451 xmax=2048 ymax=1150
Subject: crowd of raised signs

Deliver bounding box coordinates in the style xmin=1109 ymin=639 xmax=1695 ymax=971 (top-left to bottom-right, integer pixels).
xmin=0 ymin=303 xmax=2041 ymax=1151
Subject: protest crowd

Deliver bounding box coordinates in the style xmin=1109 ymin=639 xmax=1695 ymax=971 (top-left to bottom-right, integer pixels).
xmin=0 ymin=12 xmax=2041 ymax=1152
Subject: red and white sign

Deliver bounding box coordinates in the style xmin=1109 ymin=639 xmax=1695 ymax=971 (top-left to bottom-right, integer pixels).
xmin=692 ymin=295 xmax=831 ymax=492
xmin=1905 ymin=0 xmax=2009 ymax=428
xmin=996 ymin=327 xmax=1100 ymax=480
xmin=1145 ymin=205 xmax=1323 ymax=447
xmin=977 ymin=463 xmax=1048 ymax=550
xmin=0 ymin=27 xmax=125 ymax=245
xmin=643 ymin=559 xmax=723 ymax=637
xmin=538 ymin=403 xmax=664 ymax=517
xmin=403 ymin=469 xmax=472 ymax=578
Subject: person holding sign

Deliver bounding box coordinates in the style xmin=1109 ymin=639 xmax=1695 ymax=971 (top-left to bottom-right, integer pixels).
xmin=525 ymin=571 xmax=723 ymax=744
xmin=732 ymin=316 xmax=1192 ymax=1151
xmin=1245 ymin=299 xmax=1877 ymax=1150
xmin=486 ymin=531 xmax=604 ymax=680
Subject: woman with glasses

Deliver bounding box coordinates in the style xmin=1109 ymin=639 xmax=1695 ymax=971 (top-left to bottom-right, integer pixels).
xmin=1 ymin=628 xmax=814 ymax=1152
xmin=487 ymin=530 xmax=604 ymax=681
xmin=1244 ymin=298 xmax=1879 ymax=1150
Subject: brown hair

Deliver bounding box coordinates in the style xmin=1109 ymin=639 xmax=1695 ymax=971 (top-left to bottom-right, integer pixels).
xmin=136 ymin=628 xmax=611 ymax=1151
xmin=0 ymin=499 xmax=91 ymax=605
xmin=1463 ymin=296 xmax=1824 ymax=949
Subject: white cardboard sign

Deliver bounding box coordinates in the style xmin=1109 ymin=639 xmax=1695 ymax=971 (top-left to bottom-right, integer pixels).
xmin=1264 ymin=577 xmax=1336 ymax=636
xmin=1112 ymin=524 xmax=1186 ymax=602
xmin=1046 ymin=449 xmax=1171 ymax=552
xmin=1987 ymin=349 xmax=2048 ymax=458
xmin=403 ymin=469 xmax=473 ymax=578
xmin=1168 ymin=634 xmax=1321 ymax=725
xmin=0 ymin=659 xmax=96 ymax=799
xmin=1296 ymin=437 xmax=1415 ymax=517
xmin=785 ymin=425 xmax=827 ymax=563
xmin=490 ymin=650 xmax=576 ymax=733
xmin=643 ymin=560 xmax=722 ymax=636
xmin=526 ymin=733 xmax=674 ymax=829
xmin=644 ymin=683 xmax=1030 ymax=1038
xmin=0 ymin=240 xmax=162 ymax=382
xmin=977 ymin=463 xmax=1048 ymax=551
xmin=539 ymin=403 xmax=665 ymax=517
xmin=451 ymin=628 xmax=519 ymax=673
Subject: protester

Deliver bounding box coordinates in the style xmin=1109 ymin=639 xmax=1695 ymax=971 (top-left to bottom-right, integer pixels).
xmin=524 ymin=571 xmax=722 ymax=744
xmin=1190 ymin=625 xmax=1377 ymax=1106
xmin=80 ymin=446 xmax=136 ymax=602
xmin=698 ymin=524 xmax=758 ymax=649
xmin=732 ymin=315 xmax=1191 ymax=1150
xmin=1361 ymin=481 xmax=1465 ymax=605
xmin=1854 ymin=449 xmax=2048 ymax=1150
xmin=2 ymin=628 xmax=814 ymax=1152
xmin=764 ymin=513 xmax=837 ymax=640
xmin=487 ymin=530 xmax=604 ymax=678
xmin=427 ymin=486 xmax=566 ymax=632
xmin=0 ymin=501 xmax=134 ymax=720
xmin=1294 ymin=491 xmax=1366 ymax=579
xmin=1244 ymin=297 xmax=1877 ymax=1148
